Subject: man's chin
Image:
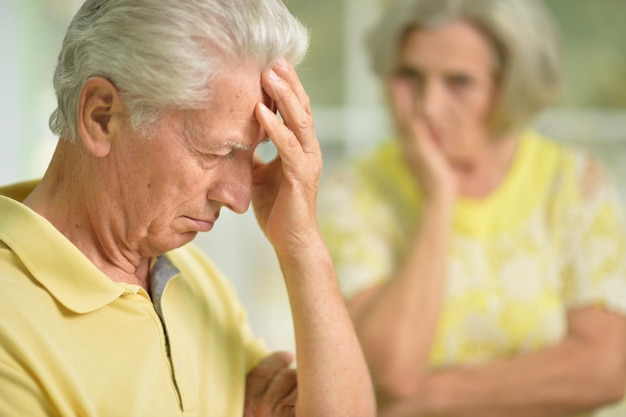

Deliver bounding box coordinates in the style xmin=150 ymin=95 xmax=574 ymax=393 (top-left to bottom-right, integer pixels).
xmin=153 ymin=232 xmax=199 ymax=255
xmin=176 ymin=231 xmax=199 ymax=247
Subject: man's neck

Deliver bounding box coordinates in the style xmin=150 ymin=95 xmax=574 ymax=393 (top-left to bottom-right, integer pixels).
xmin=24 ymin=140 xmax=152 ymax=291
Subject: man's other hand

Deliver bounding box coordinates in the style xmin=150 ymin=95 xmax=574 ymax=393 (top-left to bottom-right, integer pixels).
xmin=244 ymin=351 xmax=297 ymax=417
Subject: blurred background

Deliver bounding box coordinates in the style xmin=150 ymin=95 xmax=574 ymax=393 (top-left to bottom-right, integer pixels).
xmin=1 ymin=0 xmax=625 ymax=352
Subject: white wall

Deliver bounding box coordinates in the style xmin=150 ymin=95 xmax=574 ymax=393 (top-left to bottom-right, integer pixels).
xmin=0 ymin=2 xmax=24 ymax=184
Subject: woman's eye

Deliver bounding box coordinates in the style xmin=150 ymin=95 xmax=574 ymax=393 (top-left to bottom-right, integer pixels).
xmin=447 ymin=74 xmax=473 ymax=89
xmin=395 ymin=67 xmax=423 ymax=83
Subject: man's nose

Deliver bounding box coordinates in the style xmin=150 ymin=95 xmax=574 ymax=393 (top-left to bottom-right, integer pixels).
xmin=209 ymin=161 xmax=253 ymax=214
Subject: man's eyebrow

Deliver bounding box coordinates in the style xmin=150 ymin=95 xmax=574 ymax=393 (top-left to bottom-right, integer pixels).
xmin=207 ymin=140 xmax=251 ymax=151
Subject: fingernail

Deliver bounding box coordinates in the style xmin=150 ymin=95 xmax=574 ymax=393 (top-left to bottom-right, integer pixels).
xmin=257 ymin=102 xmax=269 ymax=113
xmin=268 ymin=69 xmax=280 ymax=83
xmin=259 ymin=102 xmax=279 ymax=119
xmin=258 ymin=102 xmax=272 ymax=114
xmin=276 ymin=56 xmax=288 ymax=69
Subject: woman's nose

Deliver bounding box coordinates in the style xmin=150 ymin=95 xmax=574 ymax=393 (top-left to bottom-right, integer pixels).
xmin=419 ymin=80 xmax=447 ymax=121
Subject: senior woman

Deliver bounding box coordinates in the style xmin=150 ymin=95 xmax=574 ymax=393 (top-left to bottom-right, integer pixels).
xmin=319 ymin=0 xmax=626 ymax=416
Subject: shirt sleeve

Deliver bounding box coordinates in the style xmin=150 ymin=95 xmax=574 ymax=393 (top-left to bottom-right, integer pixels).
xmin=562 ymin=154 xmax=626 ymax=315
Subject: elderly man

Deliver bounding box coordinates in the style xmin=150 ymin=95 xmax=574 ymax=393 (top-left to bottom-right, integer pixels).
xmin=0 ymin=0 xmax=374 ymax=416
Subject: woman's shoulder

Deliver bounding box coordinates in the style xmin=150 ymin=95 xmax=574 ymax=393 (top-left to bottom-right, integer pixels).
xmin=520 ymin=129 xmax=604 ymax=185
xmin=522 ymin=129 xmax=583 ymax=164
xmin=522 ymin=129 xmax=621 ymax=213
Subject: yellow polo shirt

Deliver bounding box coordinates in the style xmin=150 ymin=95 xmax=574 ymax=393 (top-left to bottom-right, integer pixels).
xmin=0 ymin=181 xmax=268 ymax=417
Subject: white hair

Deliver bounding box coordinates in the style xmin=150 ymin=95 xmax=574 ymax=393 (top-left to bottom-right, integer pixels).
xmin=49 ymin=0 xmax=310 ymax=142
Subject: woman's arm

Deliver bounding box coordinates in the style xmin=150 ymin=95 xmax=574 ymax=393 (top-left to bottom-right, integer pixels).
xmin=349 ymin=196 xmax=453 ymax=405
xmin=381 ymin=306 xmax=626 ymax=417
xmin=346 ymin=76 xmax=457 ymax=405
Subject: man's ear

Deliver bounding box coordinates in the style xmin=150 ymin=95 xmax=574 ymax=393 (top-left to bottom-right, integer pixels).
xmin=77 ymin=77 xmax=125 ymax=157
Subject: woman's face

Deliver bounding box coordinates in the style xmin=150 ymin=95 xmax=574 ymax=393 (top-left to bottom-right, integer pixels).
xmin=392 ymin=20 xmax=498 ymax=166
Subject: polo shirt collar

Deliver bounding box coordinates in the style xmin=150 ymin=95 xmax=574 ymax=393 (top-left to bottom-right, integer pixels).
xmin=0 ymin=183 xmax=125 ymax=314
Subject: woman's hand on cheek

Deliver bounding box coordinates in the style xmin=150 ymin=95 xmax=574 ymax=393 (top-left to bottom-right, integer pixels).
xmin=388 ymin=77 xmax=457 ymax=202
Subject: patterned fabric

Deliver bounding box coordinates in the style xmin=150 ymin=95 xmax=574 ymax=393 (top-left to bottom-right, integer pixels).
xmin=319 ymin=130 xmax=626 ymax=416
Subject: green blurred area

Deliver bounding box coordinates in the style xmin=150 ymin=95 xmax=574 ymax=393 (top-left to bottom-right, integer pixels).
xmin=546 ymin=0 xmax=626 ymax=108
xmin=288 ymin=0 xmax=626 ymax=108
xmin=286 ymin=0 xmax=346 ymax=106
xmin=23 ymin=0 xmax=626 ymax=109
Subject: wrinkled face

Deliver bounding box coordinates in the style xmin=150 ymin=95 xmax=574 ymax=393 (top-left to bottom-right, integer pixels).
xmin=110 ymin=63 xmax=271 ymax=256
xmin=393 ymin=20 xmax=498 ymax=164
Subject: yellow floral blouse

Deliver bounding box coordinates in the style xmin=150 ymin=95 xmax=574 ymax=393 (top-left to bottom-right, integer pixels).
xmin=319 ymin=130 xmax=626 ymax=416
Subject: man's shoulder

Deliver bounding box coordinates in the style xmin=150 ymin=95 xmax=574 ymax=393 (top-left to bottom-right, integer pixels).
xmin=0 ymin=243 xmax=58 ymax=344
xmin=0 ymin=179 xmax=40 ymax=201
xmin=0 ymin=241 xmax=38 ymax=295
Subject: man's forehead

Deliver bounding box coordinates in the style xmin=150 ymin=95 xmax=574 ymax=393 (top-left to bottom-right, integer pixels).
xmin=180 ymin=106 xmax=267 ymax=149
xmin=175 ymin=64 xmax=273 ymax=145
xmin=213 ymin=77 xmax=274 ymax=114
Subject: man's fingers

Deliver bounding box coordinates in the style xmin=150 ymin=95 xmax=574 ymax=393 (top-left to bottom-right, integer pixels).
xmin=246 ymin=351 xmax=294 ymax=397
xmin=261 ymin=66 xmax=318 ymax=154
xmin=272 ymin=57 xmax=311 ymax=113
xmin=255 ymin=102 xmax=304 ymax=171
xmin=265 ymin=368 xmax=297 ymax=403
xmin=274 ymin=384 xmax=298 ymax=417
